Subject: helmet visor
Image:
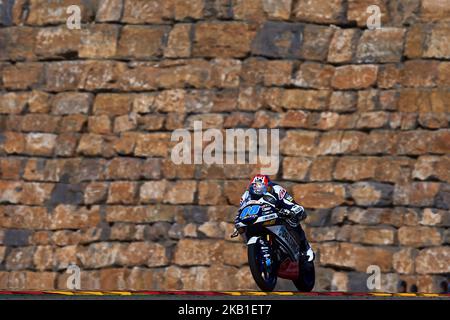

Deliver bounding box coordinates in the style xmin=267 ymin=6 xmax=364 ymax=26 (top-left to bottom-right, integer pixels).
xmin=251 ymin=182 xmax=267 ymax=195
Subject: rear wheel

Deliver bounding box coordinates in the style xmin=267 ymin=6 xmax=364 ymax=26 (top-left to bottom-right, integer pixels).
xmin=248 ymin=239 xmax=277 ymax=292
xmin=293 ymin=260 xmax=315 ymax=292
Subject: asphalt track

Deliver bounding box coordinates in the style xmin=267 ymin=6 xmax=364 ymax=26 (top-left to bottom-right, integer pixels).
xmin=0 ymin=291 xmax=449 ymax=300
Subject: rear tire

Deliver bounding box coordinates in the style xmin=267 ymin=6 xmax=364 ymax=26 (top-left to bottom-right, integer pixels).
xmin=293 ymin=260 xmax=315 ymax=292
xmin=248 ymin=242 xmax=277 ymax=292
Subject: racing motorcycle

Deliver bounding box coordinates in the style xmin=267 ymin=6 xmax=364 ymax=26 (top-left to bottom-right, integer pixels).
xmin=232 ymin=194 xmax=315 ymax=292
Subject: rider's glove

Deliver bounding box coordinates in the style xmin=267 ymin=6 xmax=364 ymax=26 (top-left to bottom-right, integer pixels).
xmin=292 ymin=205 xmax=307 ymax=221
xmin=278 ymin=208 xmax=293 ymax=218
xmin=230 ymin=228 xmax=239 ymax=238
xmin=279 ymin=206 xmax=307 ymax=227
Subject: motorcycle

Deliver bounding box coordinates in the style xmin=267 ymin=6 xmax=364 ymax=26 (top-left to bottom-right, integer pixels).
xmin=232 ymin=194 xmax=315 ymax=292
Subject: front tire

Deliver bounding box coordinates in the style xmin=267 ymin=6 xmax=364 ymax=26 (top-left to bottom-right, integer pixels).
xmin=248 ymin=241 xmax=277 ymax=292
xmin=293 ymin=260 xmax=315 ymax=292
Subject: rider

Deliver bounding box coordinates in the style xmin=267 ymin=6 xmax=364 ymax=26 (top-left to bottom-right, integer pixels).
xmin=237 ymin=174 xmax=313 ymax=257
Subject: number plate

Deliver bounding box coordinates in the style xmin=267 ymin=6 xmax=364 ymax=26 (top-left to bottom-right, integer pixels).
xmin=240 ymin=205 xmax=260 ymax=220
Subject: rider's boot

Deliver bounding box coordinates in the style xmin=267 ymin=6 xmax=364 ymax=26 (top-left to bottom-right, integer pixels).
xmin=294 ymin=225 xmax=315 ymax=262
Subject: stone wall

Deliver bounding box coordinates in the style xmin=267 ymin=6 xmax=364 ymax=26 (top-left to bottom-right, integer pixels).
xmin=0 ymin=0 xmax=449 ymax=292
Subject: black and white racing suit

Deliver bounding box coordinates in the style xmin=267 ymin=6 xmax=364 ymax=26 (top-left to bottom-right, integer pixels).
xmin=238 ymin=183 xmax=313 ymax=260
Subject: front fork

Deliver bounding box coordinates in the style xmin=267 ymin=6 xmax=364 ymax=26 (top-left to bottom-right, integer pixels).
xmin=248 ymin=235 xmax=274 ymax=274
xmin=260 ymin=238 xmax=272 ymax=274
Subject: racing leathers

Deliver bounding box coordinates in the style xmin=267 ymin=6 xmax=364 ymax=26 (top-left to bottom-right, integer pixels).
xmin=238 ymin=183 xmax=312 ymax=255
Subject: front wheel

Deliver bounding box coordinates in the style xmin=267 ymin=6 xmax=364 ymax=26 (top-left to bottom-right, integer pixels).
xmin=248 ymin=240 xmax=277 ymax=292
xmin=293 ymin=260 xmax=315 ymax=292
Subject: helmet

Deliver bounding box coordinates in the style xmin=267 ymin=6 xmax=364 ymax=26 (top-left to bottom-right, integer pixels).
xmin=248 ymin=175 xmax=270 ymax=199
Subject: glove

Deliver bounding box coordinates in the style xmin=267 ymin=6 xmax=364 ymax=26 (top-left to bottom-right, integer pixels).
xmin=279 ymin=206 xmax=307 ymax=227
xmin=278 ymin=208 xmax=293 ymax=218
xmin=279 ymin=206 xmax=306 ymax=219
xmin=292 ymin=205 xmax=307 ymax=221
xmin=230 ymin=228 xmax=239 ymax=238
